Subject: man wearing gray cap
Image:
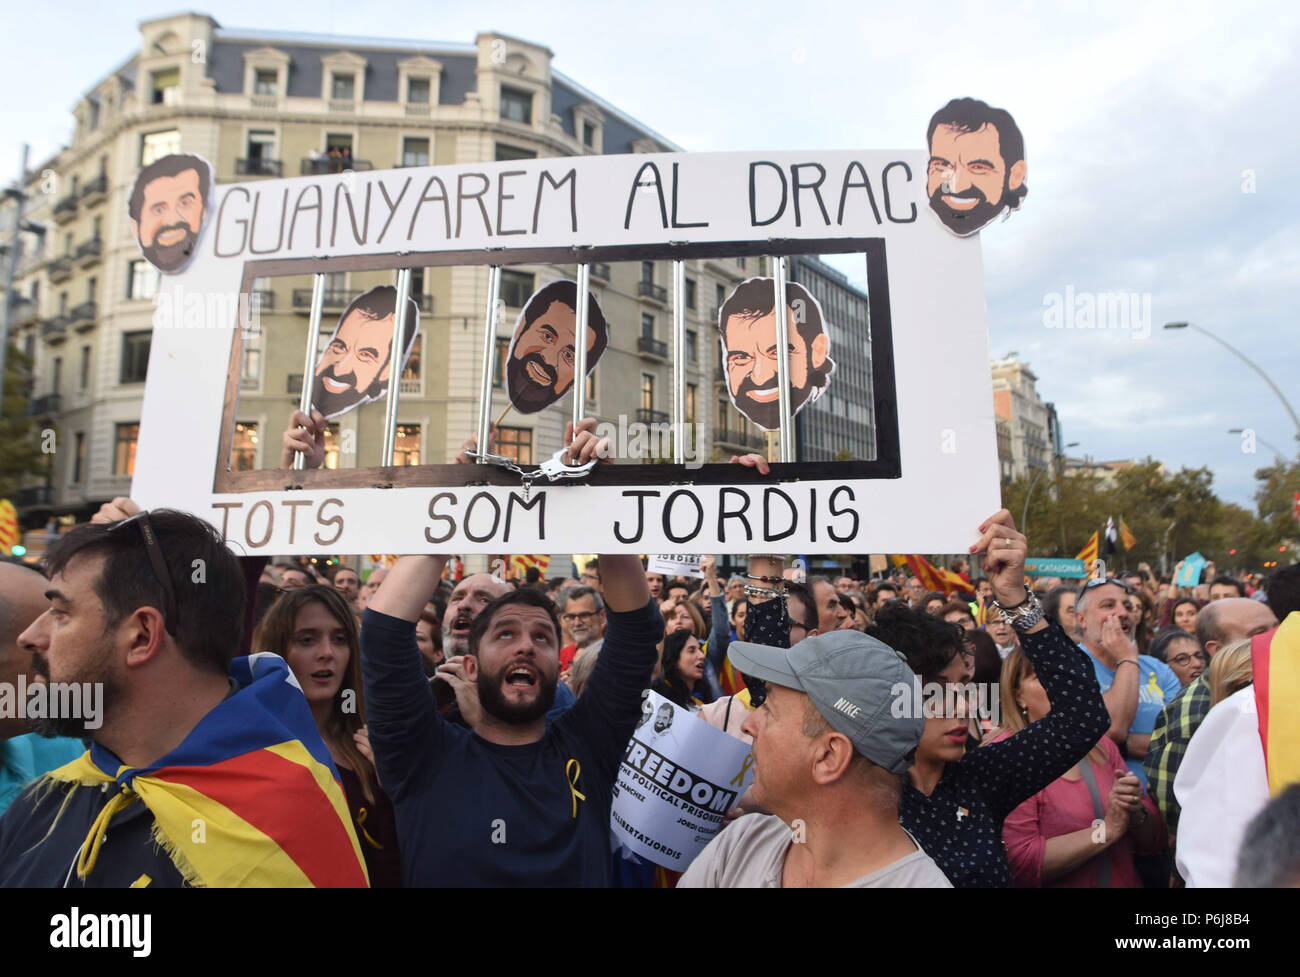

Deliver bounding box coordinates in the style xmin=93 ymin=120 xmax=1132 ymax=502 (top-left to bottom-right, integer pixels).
xmin=678 ymin=629 xmax=951 ymax=887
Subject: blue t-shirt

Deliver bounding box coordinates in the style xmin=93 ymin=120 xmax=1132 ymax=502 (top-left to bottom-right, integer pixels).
xmin=362 ymin=600 xmax=662 ymax=887
xmin=1082 ymin=646 xmax=1181 ymax=785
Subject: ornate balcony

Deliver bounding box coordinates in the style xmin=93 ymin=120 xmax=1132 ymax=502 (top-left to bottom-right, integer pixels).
xmin=236 ymin=158 xmax=283 ymax=177
xmin=75 ymin=237 xmax=102 ymax=267
xmin=69 ymin=301 xmax=97 ymax=331
xmin=637 ymin=335 xmax=668 ymax=360
xmin=80 ymin=173 xmax=108 ymax=207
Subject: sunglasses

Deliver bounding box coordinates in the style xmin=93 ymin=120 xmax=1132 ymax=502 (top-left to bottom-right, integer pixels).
xmin=108 ymin=511 xmax=179 ymax=636
xmin=1082 ymin=576 xmax=1136 ymax=595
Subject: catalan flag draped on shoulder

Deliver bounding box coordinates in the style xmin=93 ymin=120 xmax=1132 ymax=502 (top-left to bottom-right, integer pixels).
xmin=41 ymin=653 xmax=368 ymax=887
xmin=1251 ymin=612 xmax=1300 ymax=797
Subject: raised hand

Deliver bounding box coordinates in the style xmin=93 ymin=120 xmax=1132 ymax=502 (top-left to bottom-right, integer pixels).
xmin=91 ymin=497 xmax=141 ymax=524
xmin=563 ymin=417 xmax=612 ymax=466
xmin=280 ymin=408 xmax=326 ymax=469
xmin=969 ymin=509 xmax=1028 ymax=608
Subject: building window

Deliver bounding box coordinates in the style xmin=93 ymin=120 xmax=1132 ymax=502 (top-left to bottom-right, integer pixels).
xmin=73 ymin=432 xmax=86 ymax=484
xmin=120 ymin=331 xmax=151 ymax=384
xmin=495 ymin=143 xmax=536 ymax=161
xmin=323 ymin=423 xmax=341 ymax=469
xmin=52 ymin=356 xmax=62 ymax=394
xmin=582 ymin=121 xmax=596 ymax=148
xmin=496 ymin=426 xmax=533 ymax=465
xmin=641 ymin=373 xmax=655 ymax=411
xmin=232 ymin=422 xmax=259 ymax=471
xmin=641 ymin=313 xmax=654 ymax=339
xmin=86 ymin=276 xmax=97 ymax=302
xmin=715 ymin=283 xmax=726 ymax=309
xmin=402 ymin=137 xmax=430 ymax=167
xmin=401 ymin=334 xmax=422 ymax=382
xmin=241 ymin=346 xmax=261 ymax=384
xmin=407 ymin=77 xmax=430 ymax=104
xmin=684 ymin=277 xmax=697 ymax=309
xmin=247 ymin=130 xmax=275 ymax=162
xmin=500 ymin=269 xmax=536 ymax=308
xmin=331 ymin=73 xmax=355 ymax=101
xmin=88 ymin=99 xmax=100 ymax=131
xmin=586 ymin=371 xmax=596 ymax=403
xmin=151 ymin=68 xmax=179 ymax=106
xmin=253 ymin=69 xmax=278 ymax=96
xmin=128 ymin=260 xmax=160 ymax=300
xmin=141 ymin=129 xmax=181 ymax=166
xmin=686 ymin=383 xmax=697 ymax=423
xmin=394 ymin=424 xmax=421 ymax=466
xmin=685 ymin=329 xmax=697 ymax=362
xmin=641 ymin=261 xmax=654 ymax=284
xmin=79 ymin=345 xmax=91 ymax=390
xmin=500 ymin=86 xmax=532 ymax=124
xmin=493 ymin=337 xmax=510 ymax=386
xmin=737 ymin=257 xmax=746 ymax=269
xmin=114 ymin=423 xmax=140 ymax=476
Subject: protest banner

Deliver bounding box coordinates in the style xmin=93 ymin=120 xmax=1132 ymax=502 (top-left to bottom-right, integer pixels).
xmin=647 ymin=553 xmax=703 ymax=578
xmin=611 ymin=690 xmax=755 ymax=870
xmin=128 ymin=136 xmax=1007 ymax=554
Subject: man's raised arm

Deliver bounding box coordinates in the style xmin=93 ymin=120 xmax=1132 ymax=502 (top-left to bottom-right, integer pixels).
xmin=369 ymin=555 xmax=449 ymax=622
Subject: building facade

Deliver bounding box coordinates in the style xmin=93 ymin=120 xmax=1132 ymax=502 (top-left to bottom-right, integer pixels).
xmin=991 ymin=355 xmax=1051 ymax=482
xmin=5 ymin=13 xmax=763 ymax=554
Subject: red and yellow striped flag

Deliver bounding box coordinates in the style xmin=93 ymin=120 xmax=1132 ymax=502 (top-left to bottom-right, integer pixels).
xmin=890 ymin=554 xmax=969 ymax=595
xmin=1119 ymin=517 xmax=1137 ymax=550
xmin=0 ymin=500 xmax=18 ymax=555
xmin=510 ymin=554 xmax=551 ymax=576
xmin=1251 ymin=612 xmax=1300 ymax=796
xmin=1075 ymin=531 xmax=1099 ymax=572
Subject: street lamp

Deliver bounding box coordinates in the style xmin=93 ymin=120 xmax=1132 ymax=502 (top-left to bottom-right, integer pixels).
xmin=1165 ymin=322 xmax=1300 ymax=445
xmin=1227 ymin=428 xmax=1290 ymax=462
xmin=1022 ymin=441 xmax=1079 ymax=535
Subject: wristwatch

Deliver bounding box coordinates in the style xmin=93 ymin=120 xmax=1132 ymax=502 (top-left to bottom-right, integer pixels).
xmin=990 ymin=584 xmax=1044 ymax=632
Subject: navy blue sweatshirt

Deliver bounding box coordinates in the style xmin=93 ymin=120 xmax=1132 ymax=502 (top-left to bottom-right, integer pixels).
xmin=361 ymin=600 xmax=662 ymax=887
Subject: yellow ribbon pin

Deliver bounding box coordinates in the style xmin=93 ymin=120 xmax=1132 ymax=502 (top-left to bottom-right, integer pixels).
xmin=731 ymin=753 xmax=755 ymax=787
xmin=357 ymin=807 xmax=383 ymax=849
xmin=566 ymin=758 xmax=586 ymax=818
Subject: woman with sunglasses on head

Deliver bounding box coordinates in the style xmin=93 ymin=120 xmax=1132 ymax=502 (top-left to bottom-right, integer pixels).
xmin=866 ymin=511 xmax=1111 ymax=888
xmin=253 ymin=585 xmax=401 ymax=887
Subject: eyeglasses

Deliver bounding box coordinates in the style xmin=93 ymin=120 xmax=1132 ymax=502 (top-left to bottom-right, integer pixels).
xmin=108 ymin=511 xmax=179 ymax=636
xmin=1168 ymin=651 xmax=1207 ymax=668
xmin=561 ymin=611 xmax=599 ymax=623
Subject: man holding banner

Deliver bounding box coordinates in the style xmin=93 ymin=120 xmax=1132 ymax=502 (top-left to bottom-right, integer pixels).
xmin=362 ymin=424 xmax=665 ymax=886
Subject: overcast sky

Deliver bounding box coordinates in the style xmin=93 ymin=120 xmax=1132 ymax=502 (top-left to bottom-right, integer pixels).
xmin=4 ymin=1 xmax=1297 ymax=511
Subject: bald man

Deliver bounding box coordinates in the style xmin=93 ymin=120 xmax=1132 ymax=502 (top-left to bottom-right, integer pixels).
xmin=0 ymin=559 xmax=87 ymax=816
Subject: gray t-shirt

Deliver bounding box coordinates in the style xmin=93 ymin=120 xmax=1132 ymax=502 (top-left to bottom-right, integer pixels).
xmin=678 ymin=813 xmax=952 ymax=888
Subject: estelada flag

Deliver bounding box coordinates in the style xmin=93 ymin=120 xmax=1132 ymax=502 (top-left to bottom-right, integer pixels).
xmin=0 ymin=499 xmax=18 ymax=555
xmin=1075 ymin=530 xmax=1099 ymax=571
xmin=41 ymin=654 xmax=369 ymax=887
xmin=1119 ymin=517 xmax=1137 ymax=551
xmin=1251 ymin=612 xmax=1300 ymax=796
xmin=510 ymin=553 xmax=551 ymax=576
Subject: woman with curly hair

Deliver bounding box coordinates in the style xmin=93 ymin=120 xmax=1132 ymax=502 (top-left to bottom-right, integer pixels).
xmin=651 ymin=629 xmax=710 ymax=709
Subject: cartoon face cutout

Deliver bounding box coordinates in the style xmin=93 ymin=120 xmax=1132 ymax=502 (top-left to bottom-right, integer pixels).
xmin=127 ymin=154 xmax=213 ymax=274
xmin=717 ymin=278 xmax=833 ymax=432
xmin=925 ymin=97 xmax=1027 ymax=237
xmin=505 ymin=280 xmax=608 ymax=415
xmin=310 ymin=286 xmax=420 ymax=420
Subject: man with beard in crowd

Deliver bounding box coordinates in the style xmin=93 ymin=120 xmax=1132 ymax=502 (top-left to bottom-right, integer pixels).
xmin=127 ymin=153 xmax=211 ymax=273
xmin=504 ymin=280 xmax=609 ymax=414
xmin=717 ymin=278 xmax=834 ymax=431
xmin=557 ymin=586 xmax=605 ymax=675
xmin=362 ymin=425 xmax=664 ymax=885
xmin=0 ymin=510 xmax=368 ymax=886
xmin=925 ymin=97 xmax=1027 ymax=237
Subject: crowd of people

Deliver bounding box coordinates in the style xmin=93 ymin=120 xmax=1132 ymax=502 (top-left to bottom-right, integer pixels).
xmin=1 ymin=423 xmax=1297 ymax=888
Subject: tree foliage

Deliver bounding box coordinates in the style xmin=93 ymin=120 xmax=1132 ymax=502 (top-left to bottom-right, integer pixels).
xmin=0 ymin=345 xmax=48 ymax=501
